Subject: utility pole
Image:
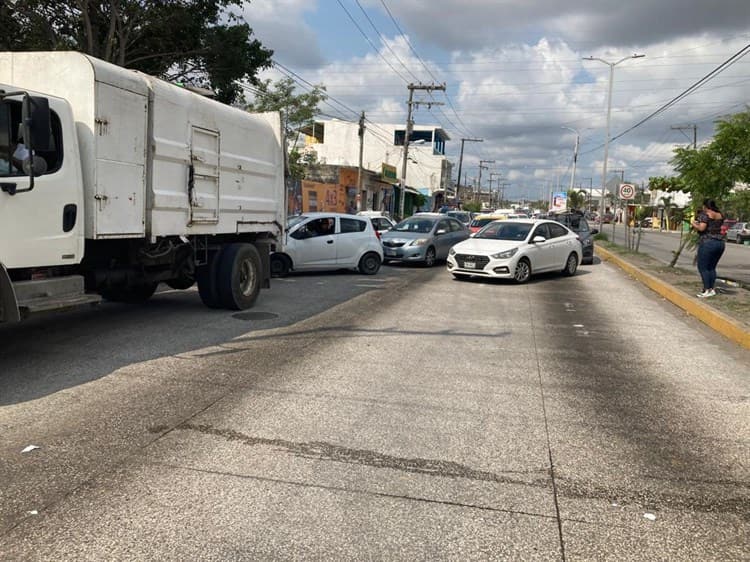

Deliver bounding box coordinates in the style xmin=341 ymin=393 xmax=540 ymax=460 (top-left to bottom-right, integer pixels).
xmin=490 ymin=172 xmax=502 ymax=208
xmin=399 ymin=82 xmax=446 ymax=219
xmin=455 ymin=138 xmax=483 ymax=207
xmin=357 ymin=111 xmax=365 ymax=211
xmin=671 ymin=124 xmax=697 ymax=149
xmin=477 ymin=160 xmax=495 ymax=205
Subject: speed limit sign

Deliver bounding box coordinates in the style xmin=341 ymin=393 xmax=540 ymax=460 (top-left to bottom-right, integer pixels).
xmin=619 ymin=183 xmax=635 ymax=199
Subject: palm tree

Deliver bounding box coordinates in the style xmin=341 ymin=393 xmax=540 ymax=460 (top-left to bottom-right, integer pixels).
xmin=659 ymin=195 xmax=675 ymax=230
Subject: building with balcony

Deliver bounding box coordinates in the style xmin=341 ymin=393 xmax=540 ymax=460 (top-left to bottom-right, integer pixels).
xmin=300 ymin=119 xmax=452 ymax=213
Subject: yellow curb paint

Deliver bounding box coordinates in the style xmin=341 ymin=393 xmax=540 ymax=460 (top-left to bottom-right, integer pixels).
xmin=597 ymin=247 xmax=750 ymax=350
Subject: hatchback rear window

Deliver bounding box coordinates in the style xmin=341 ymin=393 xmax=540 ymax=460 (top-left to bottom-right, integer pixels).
xmin=340 ymin=218 xmax=367 ymax=233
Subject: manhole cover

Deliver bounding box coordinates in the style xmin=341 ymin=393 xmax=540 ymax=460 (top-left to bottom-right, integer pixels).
xmin=232 ymin=311 xmax=279 ymax=321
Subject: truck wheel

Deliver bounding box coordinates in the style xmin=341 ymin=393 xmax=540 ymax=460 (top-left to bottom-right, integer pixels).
xmin=358 ymin=252 xmax=381 ymax=275
xmin=270 ymin=253 xmax=291 ymax=277
xmin=100 ymin=282 xmax=158 ymax=304
xmin=217 ymin=243 xmax=262 ymax=310
xmin=196 ymin=248 xmax=224 ymax=309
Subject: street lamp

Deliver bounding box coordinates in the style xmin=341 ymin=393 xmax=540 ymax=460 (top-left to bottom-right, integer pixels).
xmin=583 ymin=53 xmax=645 ymax=216
xmin=560 ymin=126 xmax=579 ymax=194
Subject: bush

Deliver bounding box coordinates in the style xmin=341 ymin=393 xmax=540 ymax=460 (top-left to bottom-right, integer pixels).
xmin=594 ymin=231 xmax=609 ymax=241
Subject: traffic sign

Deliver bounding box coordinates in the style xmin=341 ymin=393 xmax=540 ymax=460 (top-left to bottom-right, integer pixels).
xmin=619 ymin=183 xmax=635 ymax=200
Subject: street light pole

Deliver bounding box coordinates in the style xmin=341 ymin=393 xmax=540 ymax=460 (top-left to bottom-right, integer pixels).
xmin=583 ymin=54 xmax=645 ymax=216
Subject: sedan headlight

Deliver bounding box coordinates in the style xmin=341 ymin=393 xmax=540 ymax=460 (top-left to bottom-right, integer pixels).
xmin=409 ymin=238 xmax=429 ymax=246
xmin=449 ymin=248 xmax=456 ymax=256
xmin=491 ymin=247 xmax=518 ymax=259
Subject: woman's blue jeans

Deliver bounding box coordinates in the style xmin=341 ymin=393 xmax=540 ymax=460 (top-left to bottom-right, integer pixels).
xmin=697 ymin=238 xmax=725 ymax=290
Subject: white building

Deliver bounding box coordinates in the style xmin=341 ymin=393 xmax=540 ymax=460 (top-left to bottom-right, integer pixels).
xmin=301 ymin=119 xmax=452 ymax=210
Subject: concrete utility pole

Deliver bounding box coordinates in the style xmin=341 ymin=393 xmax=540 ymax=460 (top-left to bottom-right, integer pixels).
xmin=583 ymin=53 xmax=645 ymax=217
xmin=455 ymin=138 xmax=482 ymax=207
xmin=399 ymin=82 xmax=446 ymax=219
xmin=477 ymin=160 xmax=495 ymax=203
xmin=671 ymin=124 xmax=697 ymax=149
xmin=357 ymin=111 xmax=365 ymax=211
xmin=490 ymin=172 xmax=502 ymax=208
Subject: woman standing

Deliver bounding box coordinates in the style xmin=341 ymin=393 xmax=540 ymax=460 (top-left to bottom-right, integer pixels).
xmin=691 ymin=199 xmax=725 ymax=298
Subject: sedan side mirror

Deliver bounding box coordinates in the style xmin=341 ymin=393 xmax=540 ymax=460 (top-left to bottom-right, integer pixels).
xmin=590 ymin=228 xmax=599 ymax=235
xmin=531 ymin=235 xmax=546 ymax=244
xmin=436 ymin=228 xmax=447 ymax=235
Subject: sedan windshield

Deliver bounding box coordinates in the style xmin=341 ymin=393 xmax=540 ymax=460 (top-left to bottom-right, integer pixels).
xmin=393 ymin=218 xmax=436 ymax=233
xmin=476 ymin=221 xmax=532 ymax=241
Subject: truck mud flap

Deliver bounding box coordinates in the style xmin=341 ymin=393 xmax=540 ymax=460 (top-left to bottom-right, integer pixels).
xmin=0 ymin=263 xmax=21 ymax=323
xmin=253 ymin=241 xmax=272 ymax=289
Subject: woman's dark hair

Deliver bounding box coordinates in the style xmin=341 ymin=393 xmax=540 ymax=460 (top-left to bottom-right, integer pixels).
xmin=702 ymin=198 xmax=721 ymax=213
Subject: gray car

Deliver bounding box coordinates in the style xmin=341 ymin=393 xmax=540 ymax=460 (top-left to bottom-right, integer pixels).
xmin=381 ymin=213 xmax=470 ymax=266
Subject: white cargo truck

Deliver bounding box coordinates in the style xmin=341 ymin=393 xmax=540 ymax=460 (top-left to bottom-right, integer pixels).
xmin=0 ymin=51 xmax=285 ymax=323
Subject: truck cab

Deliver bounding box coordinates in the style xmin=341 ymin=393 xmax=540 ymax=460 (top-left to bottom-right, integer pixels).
xmin=1 ymin=89 xmax=87 ymax=322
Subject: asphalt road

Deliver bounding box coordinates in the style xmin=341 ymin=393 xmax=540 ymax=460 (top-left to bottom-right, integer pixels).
xmin=605 ymin=224 xmax=750 ymax=284
xmin=1 ymin=260 xmax=748 ymax=560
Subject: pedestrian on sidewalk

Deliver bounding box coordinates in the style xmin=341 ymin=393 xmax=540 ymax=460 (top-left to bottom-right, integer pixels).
xmin=692 ymin=198 xmax=725 ymax=298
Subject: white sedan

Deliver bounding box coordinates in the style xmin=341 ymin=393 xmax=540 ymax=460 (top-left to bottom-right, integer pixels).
xmin=446 ymin=219 xmax=582 ymax=283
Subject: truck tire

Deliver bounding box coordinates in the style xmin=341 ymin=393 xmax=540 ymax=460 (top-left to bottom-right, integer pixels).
xmin=217 ymin=243 xmax=262 ymax=310
xmin=100 ymin=282 xmax=158 ymax=304
xmin=196 ymin=248 xmax=224 ymax=309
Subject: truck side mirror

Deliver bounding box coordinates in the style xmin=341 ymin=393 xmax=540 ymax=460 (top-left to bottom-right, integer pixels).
xmin=22 ymin=95 xmax=51 ymax=152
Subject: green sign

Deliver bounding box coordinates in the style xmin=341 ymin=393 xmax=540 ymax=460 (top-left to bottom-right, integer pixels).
xmin=381 ymin=163 xmax=397 ymax=182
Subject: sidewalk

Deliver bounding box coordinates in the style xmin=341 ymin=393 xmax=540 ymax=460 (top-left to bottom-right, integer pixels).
xmin=596 ymin=244 xmax=750 ymax=349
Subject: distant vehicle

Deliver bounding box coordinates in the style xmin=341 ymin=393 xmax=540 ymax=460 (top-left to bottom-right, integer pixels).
xmin=721 ymin=219 xmax=738 ymax=236
xmin=381 ymin=213 xmax=470 ymax=267
xmin=447 ymin=219 xmax=582 ymax=283
xmin=270 ymin=213 xmax=382 ymax=276
xmin=469 ymin=213 xmax=512 ymax=233
xmin=446 ymin=210 xmax=472 ymax=226
xmin=357 ymin=211 xmax=396 ymax=239
xmin=600 ymin=213 xmax=614 ymax=224
xmin=725 ymin=222 xmax=749 ymax=243
xmin=549 ymin=211 xmax=598 ymax=265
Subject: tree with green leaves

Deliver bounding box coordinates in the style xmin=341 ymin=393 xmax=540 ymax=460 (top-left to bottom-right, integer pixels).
xmin=245 ymin=76 xmax=327 ymax=179
xmin=0 ymin=0 xmax=273 ymax=104
xmin=566 ymin=189 xmax=588 ymax=210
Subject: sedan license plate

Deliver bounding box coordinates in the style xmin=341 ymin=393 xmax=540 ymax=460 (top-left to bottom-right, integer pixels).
xmin=384 ymin=249 xmax=396 ymax=256
xmin=464 ymin=261 xmax=476 ymax=269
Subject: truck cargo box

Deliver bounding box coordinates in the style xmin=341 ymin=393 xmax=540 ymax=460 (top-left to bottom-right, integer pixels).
xmin=0 ymin=51 xmax=284 ymax=240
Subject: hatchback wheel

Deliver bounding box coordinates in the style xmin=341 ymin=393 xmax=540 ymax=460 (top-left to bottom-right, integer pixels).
xmin=358 ymin=252 xmax=381 ymax=275
xmin=514 ymin=258 xmax=531 ymax=284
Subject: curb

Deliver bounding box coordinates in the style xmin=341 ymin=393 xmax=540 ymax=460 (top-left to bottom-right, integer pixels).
xmin=597 ymin=246 xmax=750 ymax=350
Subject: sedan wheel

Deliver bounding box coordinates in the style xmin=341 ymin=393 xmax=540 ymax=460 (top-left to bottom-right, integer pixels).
xmin=423 ymin=247 xmax=436 ymax=267
xmin=513 ymin=258 xmax=531 ymax=284
xmin=563 ymin=253 xmax=579 ymax=276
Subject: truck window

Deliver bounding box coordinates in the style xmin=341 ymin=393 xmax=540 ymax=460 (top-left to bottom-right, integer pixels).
xmin=1 ymin=99 xmax=63 ymax=178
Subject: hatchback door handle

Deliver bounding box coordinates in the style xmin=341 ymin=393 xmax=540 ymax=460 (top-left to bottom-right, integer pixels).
xmin=327 ymin=240 xmax=334 ymax=244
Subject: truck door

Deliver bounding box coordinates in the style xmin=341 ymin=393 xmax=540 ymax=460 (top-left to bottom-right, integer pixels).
xmin=94 ymin=82 xmax=147 ymax=237
xmin=189 ymin=126 xmax=220 ymax=224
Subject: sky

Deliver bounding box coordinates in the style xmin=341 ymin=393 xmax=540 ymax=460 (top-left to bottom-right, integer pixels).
xmin=240 ymin=0 xmax=750 ymax=202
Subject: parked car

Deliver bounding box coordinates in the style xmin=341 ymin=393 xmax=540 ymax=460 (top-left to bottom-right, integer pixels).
xmin=721 ymin=219 xmax=738 ymax=236
xmin=549 ymin=211 xmax=598 ymax=264
xmin=447 ymin=219 xmax=582 ymax=283
xmin=381 ymin=213 xmax=470 ymax=266
xmin=725 ymin=221 xmax=749 ymax=243
xmin=270 ymin=213 xmax=383 ymax=276
xmin=357 ymin=211 xmax=396 ymax=239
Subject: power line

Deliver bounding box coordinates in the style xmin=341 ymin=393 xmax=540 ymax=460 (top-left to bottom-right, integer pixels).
xmin=379 ymin=0 xmax=439 ymax=83
xmin=354 ymin=0 xmax=421 ymax=83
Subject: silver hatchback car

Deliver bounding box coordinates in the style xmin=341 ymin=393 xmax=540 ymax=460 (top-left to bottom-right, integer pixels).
xmin=381 ymin=213 xmax=470 ymax=266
